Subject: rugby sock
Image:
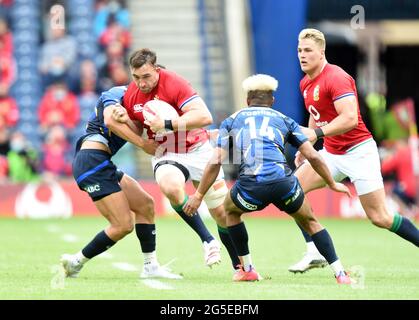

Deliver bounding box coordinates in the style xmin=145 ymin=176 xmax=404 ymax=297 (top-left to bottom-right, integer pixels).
xmin=143 ymin=251 xmax=157 ymax=265
xmin=390 ymin=213 xmax=419 ymax=247
xmin=135 ymin=223 xmax=156 ymax=253
xmin=297 ymin=224 xmax=322 ymax=254
xmin=310 ymin=229 xmax=338 ymax=264
xmin=241 ymin=254 xmax=253 ymax=272
xmin=74 ymin=251 xmax=89 ymax=264
xmin=227 ymin=222 xmax=250 ymax=257
xmin=217 ymin=225 xmax=241 ymax=269
xmin=81 ymin=230 xmax=116 ymax=259
xmin=172 ymin=195 xmax=214 ymax=243
xmin=330 ymin=260 xmax=345 ymax=276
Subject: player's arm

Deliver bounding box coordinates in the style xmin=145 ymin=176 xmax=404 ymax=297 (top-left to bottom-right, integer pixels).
xmin=302 ymin=96 xmax=358 ymax=143
xmin=171 ymin=97 xmax=213 ymax=131
xmin=103 ymin=105 xmax=157 ymax=155
xmin=145 ymin=97 xmax=213 ymax=133
xmin=183 ymin=147 xmax=227 ymax=216
xmin=298 ymin=141 xmax=351 ymax=196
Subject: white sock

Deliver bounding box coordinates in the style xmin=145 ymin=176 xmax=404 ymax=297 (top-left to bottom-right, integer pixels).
xmin=143 ymin=251 xmax=157 ymax=265
xmin=330 ymin=260 xmax=345 ymax=276
xmin=242 ymin=254 xmax=253 ymax=272
xmin=306 ymin=241 xmax=320 ymax=254
xmin=75 ymin=251 xmax=89 ymax=264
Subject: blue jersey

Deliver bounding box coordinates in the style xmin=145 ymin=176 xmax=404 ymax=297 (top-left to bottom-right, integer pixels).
xmin=79 ymin=86 xmax=128 ymax=156
xmin=217 ymin=106 xmax=308 ymax=183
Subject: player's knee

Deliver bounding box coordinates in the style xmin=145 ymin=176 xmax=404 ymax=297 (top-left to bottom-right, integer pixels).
xmin=113 ymin=221 xmax=134 ymax=238
xmin=160 ymin=183 xmax=184 ymax=204
xmin=144 ymin=197 xmax=155 ymax=218
xmin=369 ymin=213 xmax=392 ymax=229
xmin=298 ymin=217 xmax=320 ymax=235
xmin=209 ymin=205 xmax=226 ymax=226
xmin=204 ymin=180 xmax=228 ymax=210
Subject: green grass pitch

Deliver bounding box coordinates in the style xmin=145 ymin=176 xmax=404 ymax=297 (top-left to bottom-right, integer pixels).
xmin=0 ymin=216 xmax=417 ymax=300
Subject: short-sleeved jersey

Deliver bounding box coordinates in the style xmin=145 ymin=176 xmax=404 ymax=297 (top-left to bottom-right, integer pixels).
xmin=78 ymin=86 xmax=127 ymax=156
xmin=122 ymin=68 xmax=208 ymax=153
xmin=300 ymin=63 xmax=372 ymax=154
xmin=217 ymin=106 xmax=308 ymax=183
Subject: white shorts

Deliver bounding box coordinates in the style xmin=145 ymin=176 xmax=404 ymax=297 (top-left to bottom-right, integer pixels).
xmin=151 ymin=141 xmax=225 ymax=182
xmin=319 ymin=138 xmax=384 ymax=196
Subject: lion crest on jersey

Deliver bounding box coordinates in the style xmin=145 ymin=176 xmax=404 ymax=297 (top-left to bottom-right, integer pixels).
xmin=313 ymin=85 xmax=320 ymax=101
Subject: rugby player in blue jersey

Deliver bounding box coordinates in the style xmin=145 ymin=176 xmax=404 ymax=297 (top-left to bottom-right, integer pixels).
xmin=60 ymin=86 xmax=182 ymax=279
xmin=184 ymin=74 xmax=352 ymax=284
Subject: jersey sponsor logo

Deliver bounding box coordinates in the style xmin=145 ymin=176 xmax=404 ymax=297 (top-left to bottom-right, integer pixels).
xmin=313 ymin=85 xmax=320 ymax=101
xmin=133 ymin=104 xmax=144 ymax=113
xmin=84 ymin=184 xmax=101 ymax=193
xmin=308 ymin=105 xmax=321 ymax=120
xmin=303 ymin=89 xmax=307 ymax=99
xmin=237 ymin=192 xmax=258 ymax=211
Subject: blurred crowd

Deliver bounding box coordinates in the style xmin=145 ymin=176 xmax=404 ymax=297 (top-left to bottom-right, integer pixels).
xmin=0 ymin=0 xmax=132 ymax=183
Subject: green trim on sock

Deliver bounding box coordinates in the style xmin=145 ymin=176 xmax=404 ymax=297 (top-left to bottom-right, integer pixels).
xmin=171 ymin=195 xmax=188 ymax=213
xmin=390 ymin=213 xmax=403 ymax=232
xmin=217 ymin=225 xmax=229 ymax=234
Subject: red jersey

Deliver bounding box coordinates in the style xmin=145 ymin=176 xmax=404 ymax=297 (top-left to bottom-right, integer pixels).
xmin=300 ymin=63 xmax=372 ymax=154
xmin=381 ymin=146 xmax=416 ymax=198
xmin=123 ymin=69 xmax=208 ymax=153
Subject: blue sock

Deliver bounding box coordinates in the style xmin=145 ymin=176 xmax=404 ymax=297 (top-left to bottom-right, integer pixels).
xmin=81 ymin=230 xmax=116 ymax=259
xmin=298 ymin=223 xmax=313 ymax=242
xmin=172 ymin=195 xmax=214 ymax=243
xmin=227 ymin=222 xmax=249 ymax=257
xmin=390 ymin=213 xmax=419 ymax=247
xmin=218 ymin=225 xmax=241 ymax=269
xmin=310 ymin=229 xmax=338 ymax=264
xmin=135 ymin=224 xmax=156 ymax=253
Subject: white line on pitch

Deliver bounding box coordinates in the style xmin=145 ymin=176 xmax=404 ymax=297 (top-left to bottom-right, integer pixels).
xmin=46 ymin=225 xmax=61 ymax=233
xmin=98 ymin=252 xmax=113 ymax=259
xmin=141 ymin=279 xmax=174 ymax=290
xmin=112 ymin=262 xmax=139 ymax=272
xmin=61 ymin=234 xmax=79 ymax=243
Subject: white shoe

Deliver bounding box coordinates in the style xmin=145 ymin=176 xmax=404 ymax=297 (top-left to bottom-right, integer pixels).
xmin=60 ymin=254 xmax=83 ymax=278
xmin=288 ymin=252 xmax=328 ymax=273
xmin=140 ymin=262 xmax=183 ymax=280
xmin=203 ymin=239 xmax=221 ymax=268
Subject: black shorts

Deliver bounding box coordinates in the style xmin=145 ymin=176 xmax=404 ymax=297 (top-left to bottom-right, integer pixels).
xmin=230 ymin=175 xmax=305 ymax=214
xmin=72 ymin=149 xmax=124 ymax=201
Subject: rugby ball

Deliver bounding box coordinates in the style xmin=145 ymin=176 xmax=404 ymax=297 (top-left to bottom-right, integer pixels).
xmin=143 ymin=100 xmax=179 ymax=134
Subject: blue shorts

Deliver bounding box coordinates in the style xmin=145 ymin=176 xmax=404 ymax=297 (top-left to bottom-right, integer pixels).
xmin=72 ymin=149 xmax=124 ymax=201
xmin=230 ymin=175 xmax=305 ymax=214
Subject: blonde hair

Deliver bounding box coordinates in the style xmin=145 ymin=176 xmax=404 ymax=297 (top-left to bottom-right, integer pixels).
xmin=242 ymin=74 xmax=278 ymax=93
xmin=298 ymin=28 xmax=326 ymax=50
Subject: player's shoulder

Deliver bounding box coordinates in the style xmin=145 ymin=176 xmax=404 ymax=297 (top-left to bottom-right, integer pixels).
xmin=99 ymin=85 xmax=127 ymax=105
xmin=324 ymin=63 xmax=353 ymax=80
xmin=106 ymin=85 xmax=128 ymax=96
xmin=160 ymin=68 xmax=188 ymax=84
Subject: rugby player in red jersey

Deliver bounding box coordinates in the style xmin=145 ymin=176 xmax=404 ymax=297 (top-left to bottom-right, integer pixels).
xmin=289 ymin=29 xmax=419 ymax=273
xmin=114 ymin=48 xmax=240 ymax=270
